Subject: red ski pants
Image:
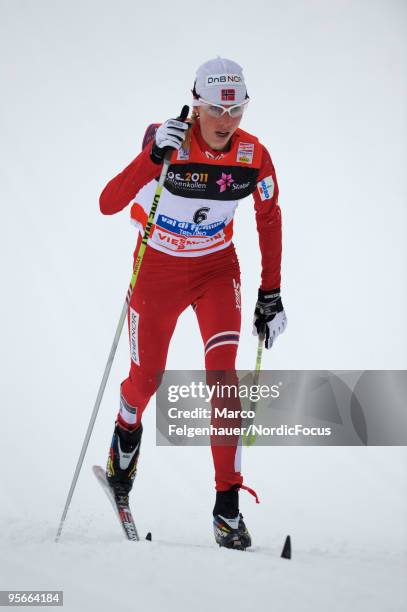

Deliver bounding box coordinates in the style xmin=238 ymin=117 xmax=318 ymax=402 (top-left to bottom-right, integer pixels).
xmin=118 ymin=241 xmax=243 ymax=491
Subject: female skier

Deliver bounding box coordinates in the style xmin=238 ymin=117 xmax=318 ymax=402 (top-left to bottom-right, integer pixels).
xmin=99 ymin=57 xmax=287 ymax=549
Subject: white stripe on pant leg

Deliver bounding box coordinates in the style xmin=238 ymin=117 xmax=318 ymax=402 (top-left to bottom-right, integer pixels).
xmin=205 ymin=340 xmax=239 ymax=356
xmin=234 ymin=439 xmax=242 ymax=473
xmin=205 ymin=330 xmax=241 ymax=345
xmin=119 ymin=394 xmax=138 ymax=426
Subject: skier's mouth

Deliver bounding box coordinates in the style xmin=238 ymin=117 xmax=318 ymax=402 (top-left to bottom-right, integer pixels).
xmin=215 ymin=130 xmax=230 ymax=138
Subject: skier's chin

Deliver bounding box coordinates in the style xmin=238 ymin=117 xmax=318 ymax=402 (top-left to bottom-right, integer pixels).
xmin=210 ymin=131 xmax=231 ymax=150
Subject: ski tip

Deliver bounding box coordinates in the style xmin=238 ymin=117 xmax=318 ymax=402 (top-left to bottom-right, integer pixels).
xmin=146 ymin=532 xmax=152 ymax=542
xmin=281 ymin=535 xmax=291 ymax=559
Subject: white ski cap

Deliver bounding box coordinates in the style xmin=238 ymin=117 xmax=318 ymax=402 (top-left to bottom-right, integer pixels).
xmin=192 ymin=56 xmax=248 ymax=105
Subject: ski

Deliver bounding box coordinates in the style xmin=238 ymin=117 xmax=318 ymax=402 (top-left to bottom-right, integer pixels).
xmin=92 ymin=466 xmax=290 ymax=557
xmin=92 ymin=465 xmax=139 ymax=541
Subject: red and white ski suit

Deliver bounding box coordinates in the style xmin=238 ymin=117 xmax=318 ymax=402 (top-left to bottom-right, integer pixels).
xmin=100 ymin=120 xmax=282 ymax=492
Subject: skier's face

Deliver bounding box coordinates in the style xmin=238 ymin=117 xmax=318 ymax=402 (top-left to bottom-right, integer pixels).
xmin=197 ymin=104 xmax=242 ymax=150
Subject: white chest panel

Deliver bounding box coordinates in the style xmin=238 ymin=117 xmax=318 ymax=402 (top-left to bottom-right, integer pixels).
xmin=131 ymin=180 xmax=240 ymax=257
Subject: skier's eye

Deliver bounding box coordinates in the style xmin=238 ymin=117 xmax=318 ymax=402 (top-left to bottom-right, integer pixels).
xmin=207 ymin=106 xmax=224 ymax=117
xmin=229 ymin=107 xmax=242 ymax=118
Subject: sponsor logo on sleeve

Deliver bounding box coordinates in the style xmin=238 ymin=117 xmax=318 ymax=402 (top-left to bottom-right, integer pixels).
xmin=236 ymin=142 xmax=254 ymax=164
xmin=257 ymin=175 xmax=274 ymax=201
xmin=177 ymin=146 xmax=190 ymax=161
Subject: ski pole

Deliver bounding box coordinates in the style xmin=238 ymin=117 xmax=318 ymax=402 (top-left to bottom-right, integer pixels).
xmin=242 ymin=333 xmax=265 ymax=447
xmin=55 ymin=105 xmax=189 ymax=542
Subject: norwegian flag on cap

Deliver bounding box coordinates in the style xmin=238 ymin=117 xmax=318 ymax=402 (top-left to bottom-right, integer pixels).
xmin=221 ymin=89 xmax=235 ymax=101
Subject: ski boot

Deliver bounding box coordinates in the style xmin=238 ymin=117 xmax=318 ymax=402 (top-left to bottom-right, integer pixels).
xmin=106 ymin=422 xmax=143 ymax=507
xmin=213 ymin=485 xmax=252 ymax=550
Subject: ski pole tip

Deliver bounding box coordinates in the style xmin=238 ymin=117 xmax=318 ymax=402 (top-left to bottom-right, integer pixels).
xmin=281 ymin=535 xmax=291 ymax=559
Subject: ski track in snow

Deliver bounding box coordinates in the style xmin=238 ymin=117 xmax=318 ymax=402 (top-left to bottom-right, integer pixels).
xmin=1 ymin=519 xmax=406 ymax=612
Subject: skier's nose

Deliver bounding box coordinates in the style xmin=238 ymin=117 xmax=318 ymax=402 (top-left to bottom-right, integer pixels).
xmin=218 ymin=114 xmax=234 ymax=130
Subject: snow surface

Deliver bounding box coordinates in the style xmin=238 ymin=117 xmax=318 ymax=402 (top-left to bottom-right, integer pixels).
xmin=2 ymin=524 xmax=406 ymax=612
xmin=1 ymin=440 xmax=406 ymax=611
xmin=1 ymin=0 xmax=407 ymax=610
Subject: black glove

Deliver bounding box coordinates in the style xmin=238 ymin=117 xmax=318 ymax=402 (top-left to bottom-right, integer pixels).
xmin=253 ymin=288 xmax=287 ymax=349
xmin=150 ymin=105 xmax=190 ymax=164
